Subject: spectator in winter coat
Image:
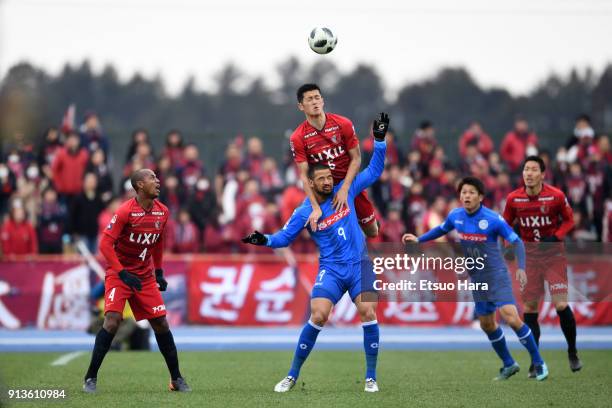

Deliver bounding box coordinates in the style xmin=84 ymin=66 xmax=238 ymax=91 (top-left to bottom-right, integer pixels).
xmin=1 ymin=205 xmax=38 ymax=256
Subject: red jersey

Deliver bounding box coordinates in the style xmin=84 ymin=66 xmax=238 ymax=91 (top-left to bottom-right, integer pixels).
xmin=290 ymin=113 xmax=359 ymax=183
xmin=103 ymin=198 xmax=169 ymax=275
xmin=503 ymin=183 xmax=574 ymax=242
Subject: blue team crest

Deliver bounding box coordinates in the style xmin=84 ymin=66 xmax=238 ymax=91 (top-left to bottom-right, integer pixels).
xmin=478 ymin=219 xmax=488 ymax=230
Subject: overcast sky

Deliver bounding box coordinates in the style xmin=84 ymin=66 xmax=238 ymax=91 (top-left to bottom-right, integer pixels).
xmin=1 ymin=0 xmax=611 ymax=97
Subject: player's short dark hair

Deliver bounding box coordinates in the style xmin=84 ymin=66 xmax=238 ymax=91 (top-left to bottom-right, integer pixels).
xmin=297 ymin=83 xmax=321 ymax=103
xmin=457 ymin=176 xmax=485 ymax=196
xmin=419 ymin=120 xmax=433 ymax=130
xmin=307 ymin=163 xmax=330 ymax=179
xmin=130 ymin=169 xmax=150 ymax=191
xmin=575 ymin=113 xmax=591 ymax=124
xmin=523 ymin=155 xmax=546 ymax=172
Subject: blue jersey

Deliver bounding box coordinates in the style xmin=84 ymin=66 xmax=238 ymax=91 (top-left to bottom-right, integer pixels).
xmin=265 ymin=140 xmax=387 ymax=265
xmin=419 ymin=205 xmax=526 ymax=272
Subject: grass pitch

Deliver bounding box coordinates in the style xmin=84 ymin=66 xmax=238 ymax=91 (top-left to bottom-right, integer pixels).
xmin=0 ymin=350 xmax=610 ymax=407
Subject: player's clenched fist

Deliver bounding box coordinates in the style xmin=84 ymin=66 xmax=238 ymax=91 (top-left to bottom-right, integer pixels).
xmin=372 ymin=112 xmax=390 ymax=141
xmin=402 ymin=233 xmax=418 ymax=243
xmin=119 ymin=269 xmax=142 ymax=291
xmin=242 ymin=230 xmax=268 ymax=246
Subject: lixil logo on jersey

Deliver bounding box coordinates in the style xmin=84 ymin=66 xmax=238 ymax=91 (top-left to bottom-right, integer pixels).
xmin=317 ymin=207 xmax=350 ymax=230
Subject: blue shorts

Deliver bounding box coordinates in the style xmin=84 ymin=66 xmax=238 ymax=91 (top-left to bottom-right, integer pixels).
xmin=311 ymin=259 xmax=376 ymax=304
xmin=471 ymin=270 xmax=516 ymax=317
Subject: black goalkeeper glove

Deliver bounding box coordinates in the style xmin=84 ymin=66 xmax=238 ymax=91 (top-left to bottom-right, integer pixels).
xmin=119 ymin=269 xmax=142 ymax=291
xmin=372 ymin=112 xmax=390 ymax=141
xmin=540 ymin=235 xmax=560 ymax=242
xmin=241 ymin=230 xmax=268 ymax=246
xmin=155 ymin=268 xmax=168 ymax=291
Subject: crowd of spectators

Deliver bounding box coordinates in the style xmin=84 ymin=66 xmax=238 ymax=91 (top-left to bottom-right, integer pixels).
xmin=1 ymin=111 xmax=611 ymax=257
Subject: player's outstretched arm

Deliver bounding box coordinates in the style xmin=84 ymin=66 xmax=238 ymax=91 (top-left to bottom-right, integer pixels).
xmin=348 ymin=113 xmax=389 ymax=195
xmin=243 ymin=207 xmax=308 ymax=249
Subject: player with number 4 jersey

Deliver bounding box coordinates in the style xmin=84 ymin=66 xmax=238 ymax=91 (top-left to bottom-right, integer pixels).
xmin=83 ymin=169 xmax=190 ymax=394
xmin=244 ymin=113 xmax=390 ymax=393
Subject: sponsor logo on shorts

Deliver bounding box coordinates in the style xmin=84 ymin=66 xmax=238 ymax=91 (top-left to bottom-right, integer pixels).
xmin=152 ymin=305 xmax=166 ymax=313
xmin=549 ymin=283 xmax=568 ymax=290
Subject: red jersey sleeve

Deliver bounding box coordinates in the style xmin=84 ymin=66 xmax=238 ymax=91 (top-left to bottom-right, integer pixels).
xmin=555 ymin=193 xmax=575 ymax=240
xmin=100 ymin=206 xmax=129 ymax=273
xmin=152 ymin=209 xmax=169 ymax=268
xmin=290 ymin=128 xmax=307 ymax=163
xmin=103 ymin=206 xmax=128 ymax=240
xmin=503 ymin=194 xmax=516 ymax=227
xmin=338 ymin=115 xmax=359 ymax=151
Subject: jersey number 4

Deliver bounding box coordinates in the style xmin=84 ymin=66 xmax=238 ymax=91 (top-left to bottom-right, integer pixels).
xmin=138 ymin=248 xmax=147 ymax=260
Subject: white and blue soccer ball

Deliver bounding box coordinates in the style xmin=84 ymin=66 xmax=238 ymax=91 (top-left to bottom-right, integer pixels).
xmin=308 ymin=27 xmax=338 ymax=55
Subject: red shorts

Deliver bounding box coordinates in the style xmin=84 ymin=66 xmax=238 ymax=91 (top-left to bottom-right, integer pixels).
xmin=522 ymin=254 xmax=568 ymax=302
xmin=104 ymin=271 xmax=166 ymax=321
xmin=355 ymin=191 xmax=376 ymax=226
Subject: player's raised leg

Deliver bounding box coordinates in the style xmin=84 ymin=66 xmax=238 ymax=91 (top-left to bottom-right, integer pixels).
xmin=355 ymin=294 xmax=379 ymax=392
xmin=83 ymin=311 xmax=122 ymax=393
xmin=149 ymin=316 xmax=191 ymax=392
xmin=274 ymin=297 xmax=332 ymax=392
xmin=499 ymin=304 xmax=548 ymax=381
xmin=478 ymin=308 xmax=519 ymax=381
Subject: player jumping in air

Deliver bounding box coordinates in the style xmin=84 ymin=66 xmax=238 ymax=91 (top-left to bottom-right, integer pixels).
xmin=243 ymin=112 xmax=390 ymax=393
xmin=83 ymin=169 xmax=190 ymax=393
xmin=403 ymin=176 xmax=549 ymax=381
xmin=290 ymin=83 xmax=379 ymax=237
xmin=503 ymin=156 xmax=581 ymax=377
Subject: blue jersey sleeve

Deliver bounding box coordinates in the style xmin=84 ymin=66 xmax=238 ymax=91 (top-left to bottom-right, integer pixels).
xmin=265 ymin=206 xmax=308 ymax=248
xmin=418 ymin=212 xmax=456 ymax=242
xmin=347 ymin=140 xmax=387 ymax=198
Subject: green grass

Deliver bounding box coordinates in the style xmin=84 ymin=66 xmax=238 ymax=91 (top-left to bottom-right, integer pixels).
xmin=0 ymin=350 xmax=610 ymax=408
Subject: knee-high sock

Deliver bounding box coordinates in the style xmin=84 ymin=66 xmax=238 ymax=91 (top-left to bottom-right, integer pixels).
xmin=486 ymin=327 xmax=515 ymax=367
xmin=523 ymin=312 xmax=541 ymax=346
xmin=288 ymin=320 xmax=322 ymax=379
xmin=363 ymin=320 xmax=379 ymax=380
xmin=557 ymin=306 xmax=577 ymax=354
xmin=85 ymin=327 xmax=115 ymax=380
xmin=514 ymin=324 xmax=543 ymax=365
xmin=155 ymin=330 xmax=182 ymax=380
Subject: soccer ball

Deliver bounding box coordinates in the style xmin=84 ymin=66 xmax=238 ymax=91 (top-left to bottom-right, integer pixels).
xmin=308 ymin=27 xmax=338 ymax=55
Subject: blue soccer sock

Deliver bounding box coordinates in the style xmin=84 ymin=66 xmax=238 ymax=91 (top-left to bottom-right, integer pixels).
xmin=486 ymin=327 xmax=515 ymax=367
xmin=287 ymin=320 xmax=322 ymax=379
xmin=363 ymin=320 xmax=380 ymax=380
xmin=514 ymin=324 xmax=544 ymax=365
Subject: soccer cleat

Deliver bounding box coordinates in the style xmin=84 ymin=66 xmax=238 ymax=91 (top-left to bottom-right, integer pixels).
xmin=569 ymin=353 xmax=582 ymax=372
xmin=169 ymin=377 xmax=192 ymax=392
xmin=273 ymin=376 xmax=296 ymax=393
xmin=364 ymin=378 xmax=379 ymax=392
xmin=493 ymin=362 xmax=520 ymax=381
xmin=535 ymin=362 xmax=549 ymax=381
xmin=527 ymin=364 xmax=536 ymax=379
xmin=83 ymin=378 xmax=97 ymax=393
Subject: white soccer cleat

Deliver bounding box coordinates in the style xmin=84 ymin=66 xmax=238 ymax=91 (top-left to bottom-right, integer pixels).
xmin=364 ymin=378 xmax=379 ymax=392
xmin=274 ymin=376 xmax=296 ymax=393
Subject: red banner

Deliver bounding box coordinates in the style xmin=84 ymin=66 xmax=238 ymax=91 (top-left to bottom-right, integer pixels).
xmin=2 ymin=256 xmax=611 ymax=328
xmin=0 ymin=259 xmax=188 ymax=329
